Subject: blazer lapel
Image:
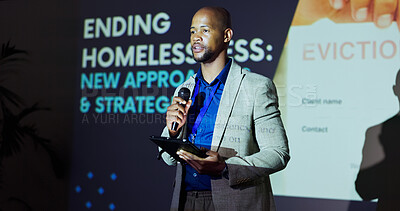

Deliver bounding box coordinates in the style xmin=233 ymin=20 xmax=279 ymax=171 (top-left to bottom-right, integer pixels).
xmin=211 ymin=61 xmax=245 ymax=152
xmin=184 ymin=74 xmax=196 ymax=93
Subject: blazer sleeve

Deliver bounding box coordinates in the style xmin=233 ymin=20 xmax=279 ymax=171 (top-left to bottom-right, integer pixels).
xmin=224 ymin=77 xmax=290 ymax=187
xmin=159 ymin=126 xmax=178 ymax=166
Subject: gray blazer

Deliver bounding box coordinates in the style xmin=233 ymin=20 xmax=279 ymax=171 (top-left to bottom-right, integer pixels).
xmin=161 ymin=59 xmax=290 ymax=211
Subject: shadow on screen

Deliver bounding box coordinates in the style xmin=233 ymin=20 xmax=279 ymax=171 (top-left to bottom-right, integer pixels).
xmin=354 ymin=69 xmax=400 ymax=210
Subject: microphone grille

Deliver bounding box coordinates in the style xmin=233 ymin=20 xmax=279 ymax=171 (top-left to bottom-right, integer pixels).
xmin=178 ymin=87 xmax=191 ymax=101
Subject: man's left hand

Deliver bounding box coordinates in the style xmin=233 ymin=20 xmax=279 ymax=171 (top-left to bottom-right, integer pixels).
xmin=177 ymin=149 xmax=226 ymax=175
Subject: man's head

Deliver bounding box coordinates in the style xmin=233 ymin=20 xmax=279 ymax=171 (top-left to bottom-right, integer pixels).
xmin=190 ymin=7 xmax=233 ymax=63
xmin=394 ymin=69 xmax=400 ymax=101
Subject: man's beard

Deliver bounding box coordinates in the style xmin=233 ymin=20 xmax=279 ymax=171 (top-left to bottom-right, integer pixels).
xmin=193 ymin=47 xmax=214 ymax=63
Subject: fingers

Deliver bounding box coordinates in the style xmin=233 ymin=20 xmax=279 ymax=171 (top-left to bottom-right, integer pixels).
xmin=177 ymin=150 xmax=217 ymax=163
xmin=343 ymin=0 xmax=397 ymax=27
xmin=329 ymin=0 xmax=397 ymax=28
xmin=373 ymin=0 xmax=397 ymax=28
xmin=168 ymin=97 xmax=192 ymax=118
xmin=329 ymin=0 xmax=347 ymax=9
xmin=166 ymin=97 xmax=192 ymax=132
xmin=170 ymin=96 xmax=187 ymax=114
xmin=185 ymin=99 xmax=192 ymax=113
xmin=350 ymin=0 xmax=371 ymax=21
xmin=172 ymin=96 xmax=188 ymax=105
xmin=177 ymin=150 xmax=202 ymax=161
xmin=177 ymin=150 xmax=204 ymax=172
xmin=166 ymin=107 xmax=185 ymax=124
xmin=177 ymin=150 xmax=224 ymax=175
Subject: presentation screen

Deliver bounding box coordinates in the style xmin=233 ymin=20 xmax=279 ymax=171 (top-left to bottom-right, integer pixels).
xmin=69 ymin=0 xmax=398 ymax=210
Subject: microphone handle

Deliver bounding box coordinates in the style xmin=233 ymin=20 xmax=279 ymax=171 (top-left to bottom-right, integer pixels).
xmin=171 ymin=102 xmax=185 ymax=131
xmin=171 ymin=121 xmax=179 ymax=131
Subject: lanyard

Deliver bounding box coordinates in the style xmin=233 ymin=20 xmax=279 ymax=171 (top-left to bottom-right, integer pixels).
xmin=189 ymin=78 xmax=220 ymax=143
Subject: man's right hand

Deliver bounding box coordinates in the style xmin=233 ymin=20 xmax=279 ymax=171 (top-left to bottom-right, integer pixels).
xmin=166 ymin=97 xmax=192 ymax=137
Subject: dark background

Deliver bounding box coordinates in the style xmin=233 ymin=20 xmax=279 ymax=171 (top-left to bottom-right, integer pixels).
xmin=0 ymin=0 xmax=76 ymax=210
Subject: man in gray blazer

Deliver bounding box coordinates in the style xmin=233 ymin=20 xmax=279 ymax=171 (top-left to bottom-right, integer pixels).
xmin=161 ymin=6 xmax=290 ymax=211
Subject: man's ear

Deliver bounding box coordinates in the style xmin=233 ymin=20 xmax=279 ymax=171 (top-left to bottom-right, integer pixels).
xmin=224 ymin=28 xmax=233 ymax=43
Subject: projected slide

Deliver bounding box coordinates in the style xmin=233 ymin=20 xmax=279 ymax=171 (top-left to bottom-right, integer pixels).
xmin=272 ymin=18 xmax=400 ymax=201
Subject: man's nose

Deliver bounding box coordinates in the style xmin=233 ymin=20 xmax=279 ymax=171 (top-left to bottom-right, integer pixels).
xmin=192 ymin=33 xmax=201 ymax=41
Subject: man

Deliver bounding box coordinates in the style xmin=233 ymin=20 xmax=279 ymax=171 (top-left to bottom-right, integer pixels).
xmin=355 ymin=69 xmax=400 ymax=210
xmin=161 ymin=6 xmax=289 ymax=211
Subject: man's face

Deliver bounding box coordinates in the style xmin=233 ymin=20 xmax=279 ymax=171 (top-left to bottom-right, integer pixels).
xmin=190 ymin=10 xmax=224 ymax=63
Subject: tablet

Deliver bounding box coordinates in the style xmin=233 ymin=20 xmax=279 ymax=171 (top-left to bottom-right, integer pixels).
xmin=149 ymin=135 xmax=207 ymax=162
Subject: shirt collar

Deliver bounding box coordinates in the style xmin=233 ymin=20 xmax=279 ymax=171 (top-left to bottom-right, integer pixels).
xmin=196 ymin=58 xmax=232 ymax=86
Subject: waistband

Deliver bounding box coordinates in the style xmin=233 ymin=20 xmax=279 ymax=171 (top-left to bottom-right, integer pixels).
xmin=186 ymin=190 xmax=212 ymax=198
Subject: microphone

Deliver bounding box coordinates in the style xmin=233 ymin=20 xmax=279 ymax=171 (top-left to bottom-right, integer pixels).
xmin=172 ymin=87 xmax=191 ymax=131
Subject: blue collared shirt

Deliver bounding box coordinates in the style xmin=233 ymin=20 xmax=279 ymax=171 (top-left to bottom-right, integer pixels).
xmin=184 ymin=59 xmax=231 ymax=191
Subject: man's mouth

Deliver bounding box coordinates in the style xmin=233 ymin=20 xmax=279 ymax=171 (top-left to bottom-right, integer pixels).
xmin=192 ymin=43 xmax=204 ymax=53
